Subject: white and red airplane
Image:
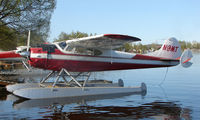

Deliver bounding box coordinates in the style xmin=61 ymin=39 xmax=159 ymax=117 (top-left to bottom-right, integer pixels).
xmin=0 ymin=34 xmax=192 ymax=71
xmin=4 ymin=32 xmax=192 ymax=99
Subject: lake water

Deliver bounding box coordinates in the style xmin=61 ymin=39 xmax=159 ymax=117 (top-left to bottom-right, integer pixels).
xmin=0 ymin=53 xmax=199 ymax=120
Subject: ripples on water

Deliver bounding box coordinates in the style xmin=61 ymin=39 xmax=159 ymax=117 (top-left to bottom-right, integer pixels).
xmin=0 ymin=53 xmax=199 ymax=120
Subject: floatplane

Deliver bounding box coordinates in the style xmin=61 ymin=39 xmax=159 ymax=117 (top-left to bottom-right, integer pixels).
xmin=4 ymin=31 xmax=192 ymax=99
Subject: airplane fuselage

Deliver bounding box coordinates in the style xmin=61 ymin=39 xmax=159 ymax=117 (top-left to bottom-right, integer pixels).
xmin=28 ymin=47 xmax=179 ymax=72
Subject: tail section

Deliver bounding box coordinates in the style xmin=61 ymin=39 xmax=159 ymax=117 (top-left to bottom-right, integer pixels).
xmin=152 ymin=37 xmax=182 ymax=59
xmin=149 ymin=37 xmax=193 ymax=67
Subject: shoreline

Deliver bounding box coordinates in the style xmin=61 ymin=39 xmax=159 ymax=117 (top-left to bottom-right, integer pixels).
xmin=191 ymin=49 xmax=200 ymax=53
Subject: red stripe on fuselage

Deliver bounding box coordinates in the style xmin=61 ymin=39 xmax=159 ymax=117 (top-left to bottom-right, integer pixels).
xmin=133 ymin=54 xmax=180 ymax=62
xmin=132 ymin=54 xmax=162 ymax=60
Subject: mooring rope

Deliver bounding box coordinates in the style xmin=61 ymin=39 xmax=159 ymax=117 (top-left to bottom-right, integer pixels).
xmin=159 ymin=67 xmax=169 ymax=86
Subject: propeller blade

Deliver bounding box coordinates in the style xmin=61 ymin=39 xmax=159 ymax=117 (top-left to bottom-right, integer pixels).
xmin=20 ymin=30 xmax=32 ymax=71
xmin=27 ymin=30 xmax=31 ymax=51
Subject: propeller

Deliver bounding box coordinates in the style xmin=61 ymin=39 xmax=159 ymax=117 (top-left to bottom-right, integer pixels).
xmin=19 ymin=30 xmax=31 ymax=71
xmin=17 ymin=30 xmax=31 ymax=56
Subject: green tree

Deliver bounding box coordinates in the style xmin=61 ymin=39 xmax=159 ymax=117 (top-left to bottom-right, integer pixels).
xmin=192 ymin=41 xmax=200 ymax=49
xmin=186 ymin=42 xmax=192 ymax=49
xmin=123 ymin=43 xmax=133 ymax=52
xmin=179 ymin=41 xmax=187 ymax=51
xmin=0 ymin=0 xmax=56 ymax=49
xmin=54 ymin=31 xmax=94 ymax=42
xmin=0 ymin=25 xmax=17 ymax=50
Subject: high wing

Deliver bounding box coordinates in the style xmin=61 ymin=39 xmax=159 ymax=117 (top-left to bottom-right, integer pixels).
xmin=65 ymin=34 xmax=141 ymax=49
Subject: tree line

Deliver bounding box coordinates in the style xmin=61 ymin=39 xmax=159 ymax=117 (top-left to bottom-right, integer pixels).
xmin=121 ymin=41 xmax=200 ymax=53
xmin=53 ymin=31 xmax=97 ymax=42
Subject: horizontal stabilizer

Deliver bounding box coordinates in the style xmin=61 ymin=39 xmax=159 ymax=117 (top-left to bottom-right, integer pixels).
xmin=180 ymin=49 xmax=193 ymax=68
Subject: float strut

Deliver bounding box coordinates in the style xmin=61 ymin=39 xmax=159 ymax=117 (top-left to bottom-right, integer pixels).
xmin=63 ymin=69 xmax=82 ymax=87
xmin=52 ymin=69 xmax=64 ymax=87
xmin=83 ymin=72 xmax=91 ymax=87
xmin=40 ymin=71 xmax=55 ymax=83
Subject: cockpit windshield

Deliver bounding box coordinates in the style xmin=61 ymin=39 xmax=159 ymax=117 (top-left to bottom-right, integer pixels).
xmin=58 ymin=42 xmax=67 ymax=49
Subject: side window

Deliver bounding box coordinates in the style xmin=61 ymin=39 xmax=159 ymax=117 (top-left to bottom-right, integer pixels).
xmin=64 ymin=46 xmax=102 ymax=56
xmin=74 ymin=47 xmax=93 ymax=55
xmin=88 ymin=48 xmax=102 ymax=56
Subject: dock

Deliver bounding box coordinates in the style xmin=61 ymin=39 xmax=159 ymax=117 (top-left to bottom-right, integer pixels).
xmin=0 ymin=68 xmax=49 ymax=86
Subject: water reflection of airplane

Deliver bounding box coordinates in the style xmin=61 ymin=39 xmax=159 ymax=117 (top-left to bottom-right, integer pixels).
xmin=9 ymin=93 xmax=191 ymax=120
xmin=47 ymin=102 xmax=191 ymax=120
xmin=10 ymin=92 xmax=144 ymax=109
xmin=4 ymin=31 xmax=193 ymax=99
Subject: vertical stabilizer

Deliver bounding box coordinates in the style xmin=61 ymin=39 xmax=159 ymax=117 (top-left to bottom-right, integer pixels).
xmin=152 ymin=37 xmax=182 ymax=59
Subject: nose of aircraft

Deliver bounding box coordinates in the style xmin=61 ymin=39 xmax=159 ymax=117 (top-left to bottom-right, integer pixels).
xmin=19 ymin=51 xmax=30 ymax=57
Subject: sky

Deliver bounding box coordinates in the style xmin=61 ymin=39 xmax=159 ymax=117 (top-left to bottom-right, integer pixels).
xmin=49 ymin=0 xmax=200 ymax=44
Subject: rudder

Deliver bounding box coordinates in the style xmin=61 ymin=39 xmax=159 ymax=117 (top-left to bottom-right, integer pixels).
xmin=154 ymin=37 xmax=182 ymax=59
